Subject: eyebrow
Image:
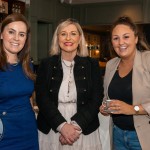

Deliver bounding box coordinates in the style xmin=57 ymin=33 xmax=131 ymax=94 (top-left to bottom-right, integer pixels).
xmin=112 ymin=33 xmax=130 ymax=36
xmin=60 ymin=31 xmax=78 ymax=33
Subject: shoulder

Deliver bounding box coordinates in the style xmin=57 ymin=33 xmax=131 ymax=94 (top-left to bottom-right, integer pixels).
xmin=140 ymin=51 xmax=150 ymax=70
xmin=74 ymin=56 xmax=98 ymax=66
xmin=84 ymin=57 xmax=100 ymax=69
xmin=87 ymin=57 xmax=98 ymax=63
xmin=37 ymin=55 xmax=60 ymax=74
xmin=79 ymin=56 xmax=99 ymax=64
xmin=40 ymin=55 xmax=59 ymax=66
xmin=74 ymin=56 xmax=100 ymax=73
xmin=141 ymin=51 xmax=150 ymax=61
xmin=106 ymin=57 xmax=120 ymax=67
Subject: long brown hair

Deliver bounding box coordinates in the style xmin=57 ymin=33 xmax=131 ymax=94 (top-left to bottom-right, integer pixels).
xmin=0 ymin=13 xmax=35 ymax=80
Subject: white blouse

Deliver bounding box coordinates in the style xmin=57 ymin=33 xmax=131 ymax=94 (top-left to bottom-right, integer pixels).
xmin=58 ymin=59 xmax=77 ymax=104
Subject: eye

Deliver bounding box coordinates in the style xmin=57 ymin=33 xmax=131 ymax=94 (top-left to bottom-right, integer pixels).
xmin=19 ymin=33 xmax=26 ymax=37
xmin=8 ymin=30 xmax=15 ymax=34
xmin=124 ymin=35 xmax=129 ymax=39
xmin=112 ymin=37 xmax=118 ymax=41
xmin=71 ymin=32 xmax=78 ymax=36
xmin=60 ymin=32 xmax=67 ymax=37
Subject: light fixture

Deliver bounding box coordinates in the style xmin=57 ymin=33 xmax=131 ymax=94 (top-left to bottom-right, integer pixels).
xmin=60 ymin=0 xmax=64 ymax=3
xmin=60 ymin=0 xmax=72 ymax=4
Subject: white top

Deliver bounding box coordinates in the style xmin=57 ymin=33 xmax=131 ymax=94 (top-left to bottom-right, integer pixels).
xmin=58 ymin=59 xmax=77 ymax=105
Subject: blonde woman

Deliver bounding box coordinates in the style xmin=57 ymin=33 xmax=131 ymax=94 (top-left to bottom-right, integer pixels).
xmin=36 ymin=18 xmax=103 ymax=150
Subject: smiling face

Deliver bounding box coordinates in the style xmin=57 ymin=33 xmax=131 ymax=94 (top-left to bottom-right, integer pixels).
xmin=111 ymin=24 xmax=138 ymax=59
xmin=58 ymin=24 xmax=80 ymax=59
xmin=1 ymin=21 xmax=27 ymax=59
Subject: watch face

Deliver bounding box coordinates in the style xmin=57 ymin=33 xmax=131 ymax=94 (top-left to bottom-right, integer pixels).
xmin=134 ymin=106 xmax=139 ymax=111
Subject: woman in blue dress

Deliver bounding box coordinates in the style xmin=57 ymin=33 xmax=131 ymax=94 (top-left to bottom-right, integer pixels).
xmin=0 ymin=13 xmax=39 ymax=150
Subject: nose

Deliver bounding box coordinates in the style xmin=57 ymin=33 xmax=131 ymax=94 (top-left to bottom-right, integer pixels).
xmin=13 ymin=34 xmax=19 ymax=40
xmin=66 ymin=34 xmax=71 ymax=40
xmin=119 ymin=38 xmax=124 ymax=45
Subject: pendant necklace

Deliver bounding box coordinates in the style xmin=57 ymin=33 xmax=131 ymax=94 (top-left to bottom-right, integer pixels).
xmin=62 ymin=59 xmax=74 ymax=96
xmin=62 ymin=60 xmax=73 ymax=68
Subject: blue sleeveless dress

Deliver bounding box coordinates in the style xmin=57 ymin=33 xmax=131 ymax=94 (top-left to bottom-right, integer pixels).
xmin=0 ymin=63 xmax=39 ymax=150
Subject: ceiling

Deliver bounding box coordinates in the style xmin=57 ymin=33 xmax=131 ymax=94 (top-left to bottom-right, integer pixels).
xmin=61 ymin=0 xmax=128 ymax=4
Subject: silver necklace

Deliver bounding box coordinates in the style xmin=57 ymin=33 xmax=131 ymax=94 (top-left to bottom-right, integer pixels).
xmin=62 ymin=60 xmax=73 ymax=68
xmin=8 ymin=60 xmax=20 ymax=66
xmin=62 ymin=60 xmax=74 ymax=96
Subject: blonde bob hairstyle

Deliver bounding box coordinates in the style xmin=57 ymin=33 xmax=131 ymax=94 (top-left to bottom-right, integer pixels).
xmin=50 ymin=18 xmax=89 ymax=57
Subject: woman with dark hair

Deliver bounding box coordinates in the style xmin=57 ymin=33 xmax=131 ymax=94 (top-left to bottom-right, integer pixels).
xmin=36 ymin=18 xmax=103 ymax=150
xmin=0 ymin=13 xmax=39 ymax=149
xmin=100 ymin=16 xmax=150 ymax=150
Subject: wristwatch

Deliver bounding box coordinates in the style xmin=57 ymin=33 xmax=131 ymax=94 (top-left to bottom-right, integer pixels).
xmin=134 ymin=105 xmax=140 ymax=114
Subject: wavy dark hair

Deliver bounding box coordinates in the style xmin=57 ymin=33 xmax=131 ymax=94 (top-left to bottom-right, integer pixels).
xmin=0 ymin=13 xmax=35 ymax=80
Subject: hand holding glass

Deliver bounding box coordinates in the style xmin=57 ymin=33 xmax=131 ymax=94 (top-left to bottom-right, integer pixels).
xmin=102 ymin=99 xmax=117 ymax=113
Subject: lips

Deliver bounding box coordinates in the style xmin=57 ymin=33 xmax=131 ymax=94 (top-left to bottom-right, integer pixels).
xmin=10 ymin=42 xmax=19 ymax=46
xmin=64 ymin=42 xmax=73 ymax=46
xmin=119 ymin=46 xmax=127 ymax=51
xmin=10 ymin=43 xmax=19 ymax=48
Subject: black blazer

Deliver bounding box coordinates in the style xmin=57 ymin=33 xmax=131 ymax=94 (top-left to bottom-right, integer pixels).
xmin=35 ymin=55 xmax=103 ymax=135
